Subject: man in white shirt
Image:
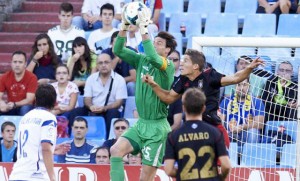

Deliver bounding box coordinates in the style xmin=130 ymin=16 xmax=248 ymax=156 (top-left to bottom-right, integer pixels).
xmin=48 ymin=2 xmax=85 ymax=64
xmin=72 ymin=0 xmax=123 ymax=30
xmin=87 ymin=3 xmax=118 ymax=54
xmin=9 ymin=84 xmax=57 ymax=181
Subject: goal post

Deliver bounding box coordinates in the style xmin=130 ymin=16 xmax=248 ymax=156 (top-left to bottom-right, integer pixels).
xmin=192 ymin=36 xmax=300 ymax=181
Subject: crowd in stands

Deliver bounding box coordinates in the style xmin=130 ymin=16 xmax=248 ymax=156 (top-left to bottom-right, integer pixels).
xmin=0 ymin=0 xmax=299 ymax=168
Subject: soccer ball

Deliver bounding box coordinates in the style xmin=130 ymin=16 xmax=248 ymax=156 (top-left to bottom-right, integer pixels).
xmin=124 ymin=2 xmax=148 ymax=26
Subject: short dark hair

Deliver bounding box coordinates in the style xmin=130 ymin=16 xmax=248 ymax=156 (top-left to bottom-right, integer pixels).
xmin=237 ymin=55 xmax=252 ymax=65
xmin=185 ymin=49 xmax=206 ymax=72
xmin=100 ymin=3 xmax=115 ymax=16
xmin=1 ymin=121 xmax=16 ymax=133
xmin=73 ymin=117 xmax=88 ymax=128
xmin=182 ymin=88 xmax=206 ymax=116
xmin=279 ymin=60 xmax=293 ymax=70
xmin=60 ymin=2 xmax=73 ymax=14
xmin=156 ymin=31 xmax=177 ymax=56
xmin=113 ymin=118 xmax=129 ymax=126
xmin=95 ymin=146 xmax=110 ymax=157
xmin=12 ymin=50 xmax=26 ymax=61
xmin=110 ymin=31 xmax=119 ymax=44
xmin=35 ymin=84 xmax=57 ymax=109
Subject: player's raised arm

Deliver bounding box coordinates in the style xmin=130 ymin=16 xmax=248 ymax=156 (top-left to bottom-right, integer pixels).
xmin=143 ymin=74 xmax=181 ymax=104
xmin=221 ymin=57 xmax=264 ymax=86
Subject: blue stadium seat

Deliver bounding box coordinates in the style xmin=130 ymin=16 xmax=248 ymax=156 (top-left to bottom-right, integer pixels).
xmin=264 ymin=121 xmax=297 ymax=142
xmin=280 ymin=144 xmax=296 ymax=168
xmin=0 ymin=116 xmax=22 ymax=140
xmin=124 ymin=96 xmax=136 ymax=118
xmin=241 ymin=143 xmax=277 ymax=167
xmin=161 ymin=0 xmax=184 ymax=20
xmin=242 ymin=14 xmax=277 ymax=37
xmin=172 ymin=33 xmax=183 ymax=55
xmin=71 ymin=116 xmax=106 ymax=140
xmin=229 ymin=142 xmax=238 ymax=167
xmin=78 ymin=95 xmax=84 ymax=108
xmin=108 ymin=118 xmax=138 ymax=139
xmin=224 ymin=0 xmax=257 ymax=20
xmin=187 ymin=0 xmax=221 ymax=19
xmin=168 ymin=13 xmax=202 ymax=38
xmin=204 ymin=13 xmax=238 ymax=36
xmin=257 ymin=47 xmax=292 ymax=62
xmin=277 ymin=14 xmax=300 ymax=37
xmin=158 ymin=12 xmax=166 ymax=31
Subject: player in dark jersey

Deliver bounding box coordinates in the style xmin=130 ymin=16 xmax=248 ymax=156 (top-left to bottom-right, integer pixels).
xmin=164 ymin=88 xmax=231 ymax=181
xmin=144 ymin=49 xmax=264 ymax=149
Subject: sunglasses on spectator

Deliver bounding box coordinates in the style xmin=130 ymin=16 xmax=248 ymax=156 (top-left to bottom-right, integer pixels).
xmin=115 ymin=126 xmax=127 ymax=130
xmin=168 ymin=57 xmax=179 ymax=62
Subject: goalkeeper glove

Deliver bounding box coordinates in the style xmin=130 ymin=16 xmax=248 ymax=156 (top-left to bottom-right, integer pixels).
xmin=120 ymin=4 xmax=130 ymax=31
xmin=138 ymin=7 xmax=152 ymax=35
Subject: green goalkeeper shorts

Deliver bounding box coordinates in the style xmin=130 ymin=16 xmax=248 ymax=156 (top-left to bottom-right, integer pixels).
xmin=122 ymin=117 xmax=171 ymax=167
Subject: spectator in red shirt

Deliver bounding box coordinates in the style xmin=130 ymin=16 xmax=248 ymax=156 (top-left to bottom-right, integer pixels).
xmin=0 ymin=51 xmax=38 ymax=116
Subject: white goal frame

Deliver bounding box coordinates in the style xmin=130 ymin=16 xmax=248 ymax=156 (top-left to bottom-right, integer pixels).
xmin=192 ymin=36 xmax=300 ymax=181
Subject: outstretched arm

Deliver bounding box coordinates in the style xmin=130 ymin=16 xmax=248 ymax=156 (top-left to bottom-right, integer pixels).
xmin=221 ymin=57 xmax=264 ymax=87
xmin=143 ymin=74 xmax=181 ymax=104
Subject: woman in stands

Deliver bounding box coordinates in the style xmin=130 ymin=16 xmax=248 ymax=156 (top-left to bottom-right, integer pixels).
xmin=27 ymin=33 xmax=60 ymax=84
xmin=67 ymin=37 xmax=97 ymax=95
xmin=51 ymin=64 xmax=79 ymax=117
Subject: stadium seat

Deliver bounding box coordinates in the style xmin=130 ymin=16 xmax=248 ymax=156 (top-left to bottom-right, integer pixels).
xmin=277 ymin=14 xmax=300 ymax=37
xmin=241 ymin=143 xmax=277 ymax=167
xmin=78 ymin=95 xmax=84 ymax=108
xmin=71 ymin=116 xmax=106 ymax=140
xmin=280 ymin=144 xmax=296 ymax=168
xmin=168 ymin=13 xmax=202 ymax=38
xmin=158 ymin=13 xmax=166 ymax=31
xmin=229 ymin=142 xmax=238 ymax=167
xmin=108 ymin=118 xmax=138 ymax=139
xmin=123 ymin=96 xmax=136 ymax=118
xmin=172 ymin=33 xmax=183 ymax=55
xmin=257 ymin=47 xmax=292 ymax=61
xmin=0 ymin=116 xmax=22 ymax=140
xmin=204 ymin=13 xmax=238 ymax=36
xmin=264 ymin=121 xmax=297 ymax=142
xmin=224 ymin=0 xmax=257 ymax=20
xmin=161 ymin=0 xmax=184 ymax=20
xmin=242 ymin=14 xmax=277 ymax=37
xmin=187 ymin=0 xmax=221 ymax=19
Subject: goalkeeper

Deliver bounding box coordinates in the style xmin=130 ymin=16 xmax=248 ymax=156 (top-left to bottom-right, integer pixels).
xmin=110 ymin=5 xmax=177 ymax=181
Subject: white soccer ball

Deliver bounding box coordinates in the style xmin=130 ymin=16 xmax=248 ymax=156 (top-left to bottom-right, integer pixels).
xmin=124 ymin=2 xmax=148 ymax=26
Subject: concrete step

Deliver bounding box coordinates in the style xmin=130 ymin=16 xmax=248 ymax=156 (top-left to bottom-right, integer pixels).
xmin=9 ymin=12 xmax=80 ymax=22
xmin=0 ymin=53 xmax=11 ymax=73
xmin=0 ymin=32 xmax=39 ymax=42
xmin=2 ymin=22 xmax=57 ymax=32
xmin=0 ymin=42 xmax=33 ymax=53
xmin=22 ymin=1 xmax=82 ymax=13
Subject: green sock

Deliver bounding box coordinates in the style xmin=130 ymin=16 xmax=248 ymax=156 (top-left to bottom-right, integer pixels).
xmin=110 ymin=157 xmax=124 ymax=181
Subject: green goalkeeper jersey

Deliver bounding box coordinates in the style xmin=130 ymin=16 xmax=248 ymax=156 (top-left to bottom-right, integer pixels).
xmin=114 ymin=36 xmax=174 ymax=120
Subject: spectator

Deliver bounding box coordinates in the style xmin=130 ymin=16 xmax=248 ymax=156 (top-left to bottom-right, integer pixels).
xmin=102 ymin=31 xmax=137 ymax=96
xmin=125 ymin=25 xmax=142 ymax=51
xmin=27 ymin=33 xmax=60 ymax=85
xmin=48 ymin=2 xmax=85 ymax=64
xmin=51 ymin=65 xmax=79 ymax=117
xmin=67 ymin=37 xmax=97 ymax=95
xmin=103 ymin=118 xmax=129 ymax=150
xmin=127 ymin=152 xmax=142 ymax=165
xmin=224 ymin=55 xmax=266 ymax=98
xmin=257 ymin=0 xmax=298 ymax=22
xmin=57 ymin=117 xmax=97 ymax=163
xmin=220 ymin=78 xmax=265 ymax=145
xmin=0 ymin=121 xmax=17 ymax=162
xmin=72 ymin=0 xmax=123 ymax=30
xmin=167 ymin=50 xmax=182 ymax=131
xmin=68 ymin=53 xmax=128 ymax=137
xmin=0 ymin=51 xmax=37 ymax=116
xmin=164 ymin=88 xmax=231 ymax=180
xmin=262 ymin=61 xmax=298 ymax=121
xmin=88 ymin=3 xmax=118 ymax=54
xmin=95 ymin=146 xmax=110 ymax=164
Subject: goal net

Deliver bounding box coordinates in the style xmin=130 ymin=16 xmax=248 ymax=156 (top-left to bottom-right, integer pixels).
xmin=192 ymin=37 xmax=300 ymax=181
